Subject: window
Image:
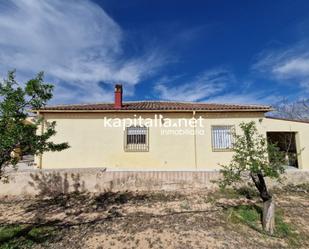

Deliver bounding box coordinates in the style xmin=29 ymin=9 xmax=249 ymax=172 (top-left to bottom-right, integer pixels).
xmin=211 ymin=125 xmax=234 ymax=151
xmin=124 ymin=126 xmax=149 ymax=152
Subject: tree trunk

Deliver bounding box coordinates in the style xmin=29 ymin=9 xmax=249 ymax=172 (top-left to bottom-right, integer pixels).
xmin=263 ymin=198 xmax=275 ymax=235
xmin=250 ymin=172 xmax=276 ymax=234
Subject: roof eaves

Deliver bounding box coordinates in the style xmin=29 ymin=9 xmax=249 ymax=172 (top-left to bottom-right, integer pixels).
xmin=34 ymin=108 xmax=272 ymax=113
xmin=265 ymin=116 xmax=309 ymax=124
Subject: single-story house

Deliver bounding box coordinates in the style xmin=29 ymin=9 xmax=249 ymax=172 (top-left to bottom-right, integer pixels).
xmin=34 ymin=85 xmax=309 ymax=171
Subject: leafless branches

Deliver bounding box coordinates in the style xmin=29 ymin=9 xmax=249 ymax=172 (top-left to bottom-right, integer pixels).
xmin=272 ymin=98 xmax=309 ymax=121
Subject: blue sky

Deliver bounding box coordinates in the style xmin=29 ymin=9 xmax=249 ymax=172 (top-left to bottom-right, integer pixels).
xmin=0 ymin=0 xmax=309 ymax=105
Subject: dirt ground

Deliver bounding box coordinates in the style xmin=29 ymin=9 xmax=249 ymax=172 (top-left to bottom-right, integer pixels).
xmin=0 ymin=184 xmax=308 ymax=249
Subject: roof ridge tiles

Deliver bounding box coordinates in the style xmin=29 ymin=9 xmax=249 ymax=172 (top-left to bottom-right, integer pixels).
xmin=37 ymin=101 xmax=272 ymax=112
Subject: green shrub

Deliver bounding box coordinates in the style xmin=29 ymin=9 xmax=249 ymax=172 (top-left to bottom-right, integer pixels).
xmin=180 ymin=200 xmax=190 ymax=210
xmin=0 ymin=225 xmax=56 ymax=249
xmin=0 ymin=225 xmax=25 ymax=242
xmin=235 ymin=185 xmax=259 ymax=199
xmin=226 ymin=205 xmax=302 ymax=247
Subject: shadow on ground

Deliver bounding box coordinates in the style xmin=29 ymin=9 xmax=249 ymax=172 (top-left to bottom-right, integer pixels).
xmin=1 ymin=184 xmax=309 ymax=248
xmin=28 ymin=171 xmax=87 ymax=197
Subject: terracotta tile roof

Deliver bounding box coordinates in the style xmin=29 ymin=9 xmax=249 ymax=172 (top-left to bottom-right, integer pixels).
xmin=38 ymin=101 xmax=272 ymax=112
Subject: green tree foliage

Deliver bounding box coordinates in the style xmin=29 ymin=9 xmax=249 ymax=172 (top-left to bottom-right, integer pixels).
xmin=0 ymin=71 xmax=69 ymax=179
xmin=220 ymin=122 xmax=285 ymax=194
xmin=219 ymin=121 xmax=286 ymax=234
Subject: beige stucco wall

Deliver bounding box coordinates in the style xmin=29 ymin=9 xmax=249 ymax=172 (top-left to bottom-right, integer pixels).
xmin=35 ymin=112 xmax=309 ymax=170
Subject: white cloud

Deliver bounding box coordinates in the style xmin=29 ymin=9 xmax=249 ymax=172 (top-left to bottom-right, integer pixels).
xmin=154 ymin=69 xmax=280 ymax=105
xmin=0 ymin=0 xmax=166 ymax=103
xmin=154 ymin=70 xmax=233 ymax=102
xmin=253 ymin=42 xmax=309 ymax=91
xmin=273 ymin=58 xmax=309 ymax=77
xmin=206 ymin=92 xmax=281 ymax=105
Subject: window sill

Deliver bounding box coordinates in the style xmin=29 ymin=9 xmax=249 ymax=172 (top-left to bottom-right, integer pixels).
xmin=212 ymin=149 xmax=233 ymax=152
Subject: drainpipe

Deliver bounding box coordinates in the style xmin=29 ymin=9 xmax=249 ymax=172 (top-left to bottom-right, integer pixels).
xmin=38 ymin=111 xmax=44 ymax=169
xmin=193 ymin=111 xmax=198 ymax=170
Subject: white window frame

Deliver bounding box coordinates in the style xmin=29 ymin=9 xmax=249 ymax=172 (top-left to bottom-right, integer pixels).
xmin=211 ymin=125 xmax=235 ymax=152
xmin=124 ymin=126 xmax=149 ymax=152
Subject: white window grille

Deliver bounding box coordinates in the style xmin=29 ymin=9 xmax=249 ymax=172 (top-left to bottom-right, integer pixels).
xmin=124 ymin=126 xmax=149 ymax=152
xmin=211 ymin=125 xmax=234 ymax=151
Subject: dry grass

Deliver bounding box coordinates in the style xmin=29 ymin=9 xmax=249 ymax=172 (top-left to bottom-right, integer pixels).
xmin=0 ymin=184 xmax=308 ymax=249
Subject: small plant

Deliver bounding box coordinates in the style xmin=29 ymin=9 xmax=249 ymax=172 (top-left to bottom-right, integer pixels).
xmin=235 ymin=185 xmax=259 ymax=199
xmin=27 ymin=226 xmax=56 ymax=242
xmin=0 ymin=224 xmax=56 ymax=248
xmin=236 ymin=206 xmax=260 ymax=224
xmin=180 ymin=200 xmax=190 ymax=210
xmin=274 ymin=210 xmax=301 ymax=248
xmin=226 ymin=205 xmax=260 ymax=228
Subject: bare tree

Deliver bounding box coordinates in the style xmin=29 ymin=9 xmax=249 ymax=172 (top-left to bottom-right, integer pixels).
xmin=272 ymin=98 xmax=309 ymax=121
